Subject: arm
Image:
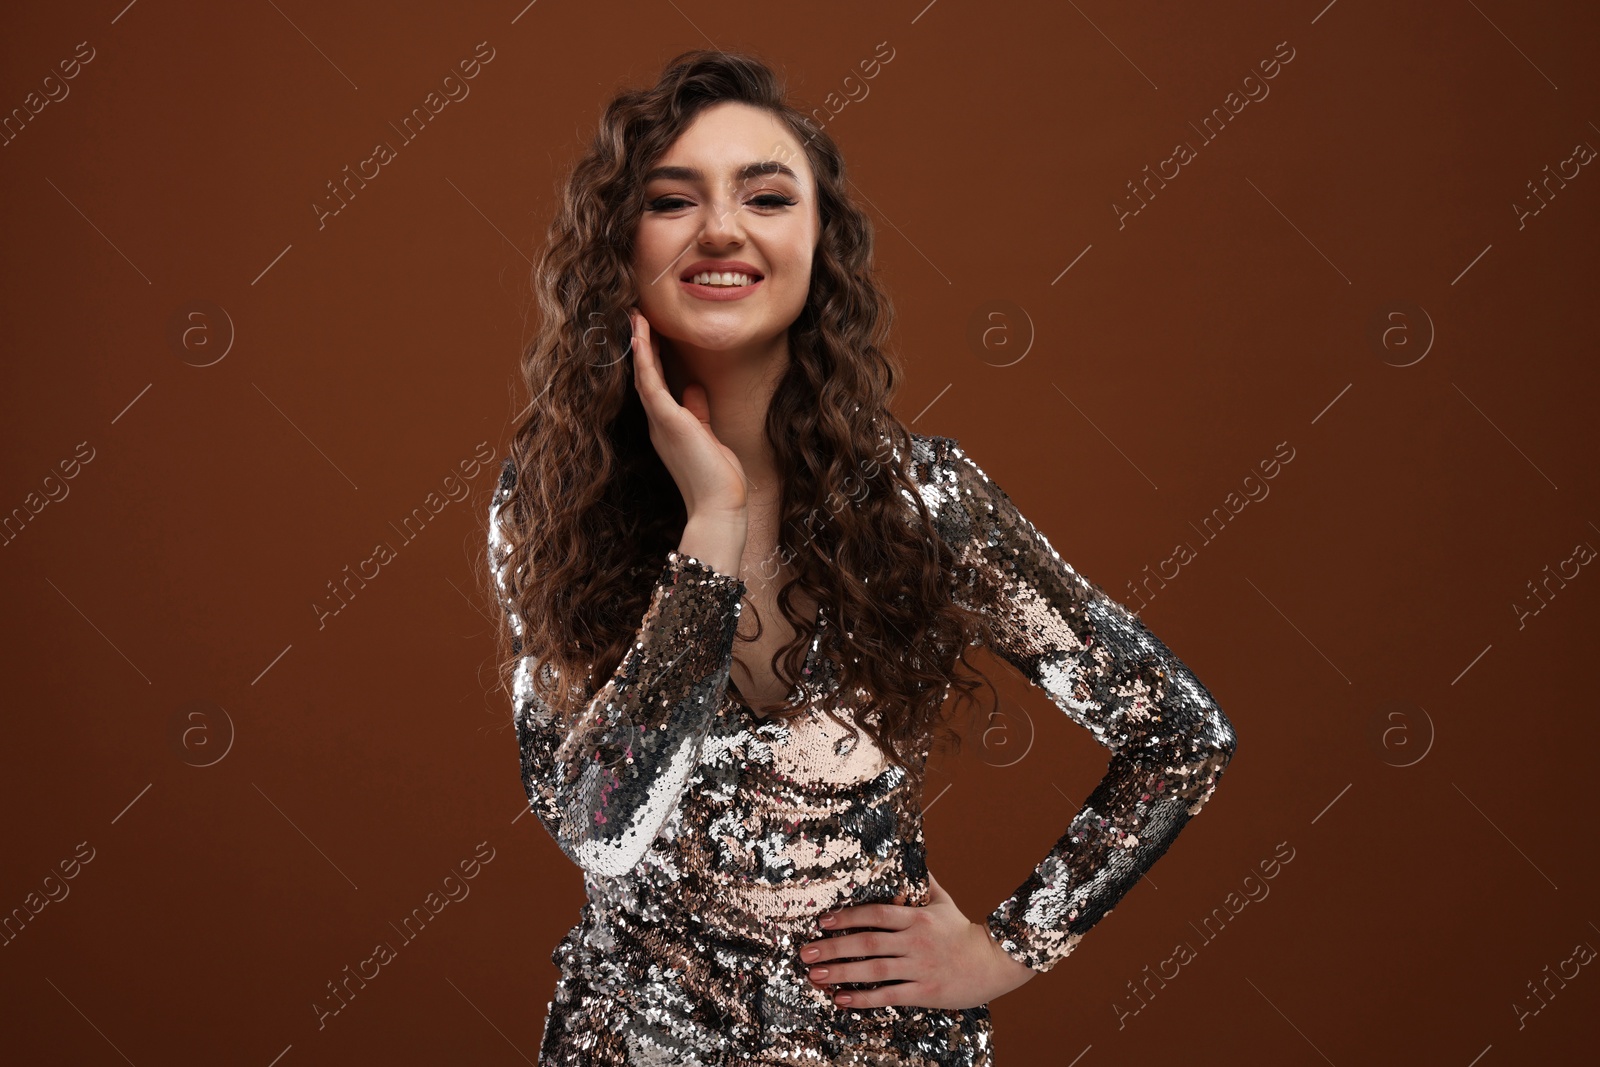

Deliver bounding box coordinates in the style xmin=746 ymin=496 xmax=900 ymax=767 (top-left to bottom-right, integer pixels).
xmin=488 ymin=459 xmax=747 ymax=878
xmin=936 ymin=440 xmax=1238 ymax=973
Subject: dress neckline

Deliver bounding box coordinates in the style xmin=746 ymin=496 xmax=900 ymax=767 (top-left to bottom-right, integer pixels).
xmin=734 ymin=604 xmax=826 ymax=718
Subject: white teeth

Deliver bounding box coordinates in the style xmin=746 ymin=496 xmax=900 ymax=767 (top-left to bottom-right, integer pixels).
xmin=688 ymin=271 xmax=756 ymax=287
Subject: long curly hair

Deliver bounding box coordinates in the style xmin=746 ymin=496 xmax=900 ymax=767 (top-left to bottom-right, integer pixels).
xmin=488 ymin=49 xmax=1006 ymax=782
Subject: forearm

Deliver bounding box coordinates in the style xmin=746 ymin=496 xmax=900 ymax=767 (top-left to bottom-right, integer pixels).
xmin=526 ymin=549 xmax=748 ymax=876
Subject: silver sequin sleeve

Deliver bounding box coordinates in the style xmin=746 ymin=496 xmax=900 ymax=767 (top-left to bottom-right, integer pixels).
xmin=937 ymin=440 xmax=1238 ymax=974
xmin=488 ymin=460 xmax=748 ymax=879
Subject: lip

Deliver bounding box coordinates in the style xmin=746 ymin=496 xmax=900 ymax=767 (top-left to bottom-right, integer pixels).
xmin=679 ymin=259 xmax=765 ymax=282
xmin=678 ymin=259 xmax=766 ymax=301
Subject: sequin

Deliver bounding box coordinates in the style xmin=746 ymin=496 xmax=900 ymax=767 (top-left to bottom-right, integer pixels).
xmin=488 ymin=433 xmax=1237 ymax=1065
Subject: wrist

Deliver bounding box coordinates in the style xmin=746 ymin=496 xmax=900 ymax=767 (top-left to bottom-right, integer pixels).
xmin=679 ymin=513 xmax=748 ymax=580
xmin=982 ymin=922 xmax=1040 ymax=983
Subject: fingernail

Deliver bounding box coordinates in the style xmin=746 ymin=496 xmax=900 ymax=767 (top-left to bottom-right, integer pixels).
xmin=802 ymin=947 xmax=820 ymax=961
xmin=835 ymin=994 xmax=851 ymax=1005
xmin=810 ymin=967 xmax=828 ymax=980
xmin=820 ymin=914 xmax=835 ymax=927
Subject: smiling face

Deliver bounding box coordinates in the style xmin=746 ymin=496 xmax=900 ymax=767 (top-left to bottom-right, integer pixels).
xmin=631 ymin=101 xmax=821 ymax=359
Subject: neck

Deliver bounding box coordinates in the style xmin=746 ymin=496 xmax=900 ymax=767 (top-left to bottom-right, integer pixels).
xmin=658 ymin=331 xmax=791 ymax=506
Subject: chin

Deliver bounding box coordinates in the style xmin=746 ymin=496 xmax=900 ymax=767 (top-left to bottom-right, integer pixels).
xmin=659 ymin=316 xmax=776 ymax=353
xmin=676 ymin=331 xmax=760 ymax=354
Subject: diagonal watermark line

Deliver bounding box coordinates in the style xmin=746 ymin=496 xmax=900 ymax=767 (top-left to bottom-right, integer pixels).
xmin=1246 ymin=177 xmax=1351 ymax=284
xmin=1451 ymin=643 xmax=1492 ymax=686
xmin=1451 ymin=382 xmax=1557 ymax=489
xmin=252 ymin=383 xmax=360 ymax=489
xmin=265 ymin=0 xmax=358 ymax=89
xmin=112 ymin=783 xmax=153 ymax=825
xmin=1311 ymin=383 xmax=1352 ymax=424
xmin=1050 ymin=244 xmax=1093 ymax=285
xmin=1466 ymin=0 xmax=1558 ymax=90
xmin=46 ymin=177 xmax=151 ymax=284
xmin=846 ymin=176 xmax=951 ymax=284
xmin=1244 ymin=576 xmax=1351 ymax=684
xmin=1453 ymin=781 xmax=1557 ymax=889
xmin=45 ymin=979 xmax=137 ymax=1065
xmin=253 ymin=644 xmax=295 ymax=686
xmin=1245 ymin=976 xmax=1337 ymax=1065
xmin=255 ymin=782 xmax=360 ymax=889
xmin=1066 ymin=0 xmax=1158 ymax=89
xmin=911 ymin=383 xmax=952 ymax=425
xmin=1451 ymin=243 xmax=1493 ymax=285
xmin=1050 ymin=382 xmax=1158 ymax=489
xmin=664 ymin=0 xmax=724 ymax=54
xmin=252 ymin=244 xmax=293 ymax=285
xmin=1311 ymin=782 xmax=1351 ymax=824
xmin=112 ymin=383 xmax=154 ymax=424
xmin=447 ymin=976 xmax=538 ymax=1064
xmin=446 ymin=177 xmax=534 ymax=264
xmin=44 ymin=577 xmax=150 ymax=683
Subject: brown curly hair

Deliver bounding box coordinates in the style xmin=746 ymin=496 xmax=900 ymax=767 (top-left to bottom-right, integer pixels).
xmin=488 ymin=48 xmax=1006 ymax=782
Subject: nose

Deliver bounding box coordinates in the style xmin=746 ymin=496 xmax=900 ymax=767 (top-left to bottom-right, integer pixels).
xmin=697 ymin=187 xmax=748 ymax=247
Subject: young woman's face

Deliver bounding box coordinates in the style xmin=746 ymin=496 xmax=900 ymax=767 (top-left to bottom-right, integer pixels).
xmin=631 ymin=101 xmax=820 ymax=359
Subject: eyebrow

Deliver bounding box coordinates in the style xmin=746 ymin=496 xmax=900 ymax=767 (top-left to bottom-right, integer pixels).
xmin=642 ymin=161 xmax=803 ymax=186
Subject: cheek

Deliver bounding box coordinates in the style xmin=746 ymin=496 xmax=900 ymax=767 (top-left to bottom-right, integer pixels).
xmin=630 ymin=231 xmax=659 ymax=275
xmin=630 ymin=236 xmax=672 ymax=304
xmin=633 ymin=220 xmax=681 ymax=267
xmin=772 ymin=231 xmax=812 ymax=276
xmin=783 ymin=245 xmax=815 ymax=301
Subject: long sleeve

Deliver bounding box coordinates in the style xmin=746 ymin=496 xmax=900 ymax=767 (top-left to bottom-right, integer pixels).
xmin=487 ymin=459 xmax=748 ymax=878
xmin=935 ymin=440 xmax=1237 ymax=973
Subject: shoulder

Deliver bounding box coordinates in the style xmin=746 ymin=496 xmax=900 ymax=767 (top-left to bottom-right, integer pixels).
xmin=903 ymin=431 xmax=960 ymax=479
xmin=905 ymin=430 xmax=990 ymax=494
xmin=488 ymin=457 xmax=518 ymax=551
xmin=902 ymin=431 xmax=981 ymax=544
xmin=900 ymin=432 xmax=1029 ymax=545
xmin=492 ymin=455 xmax=516 ymax=504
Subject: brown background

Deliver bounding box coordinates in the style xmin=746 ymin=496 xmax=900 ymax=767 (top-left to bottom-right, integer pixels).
xmin=3 ymin=1 xmax=1596 ymax=1063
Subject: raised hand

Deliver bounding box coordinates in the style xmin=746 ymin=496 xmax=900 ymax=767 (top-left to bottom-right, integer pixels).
xmin=628 ymin=306 xmax=749 ymax=522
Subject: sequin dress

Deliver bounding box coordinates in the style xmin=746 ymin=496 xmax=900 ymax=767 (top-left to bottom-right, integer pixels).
xmin=487 ymin=432 xmax=1237 ymax=1066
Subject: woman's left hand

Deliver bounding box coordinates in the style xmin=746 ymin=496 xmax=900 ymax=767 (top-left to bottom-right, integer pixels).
xmin=798 ymin=871 xmax=1039 ymax=1011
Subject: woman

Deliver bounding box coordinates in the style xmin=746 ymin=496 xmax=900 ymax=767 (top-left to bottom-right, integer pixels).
xmin=487 ymin=49 xmax=1237 ymax=1066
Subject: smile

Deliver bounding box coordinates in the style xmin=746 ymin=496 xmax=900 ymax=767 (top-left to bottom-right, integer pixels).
xmin=688 ymin=271 xmax=758 ymax=286
xmin=679 ymin=272 xmax=765 ymax=301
